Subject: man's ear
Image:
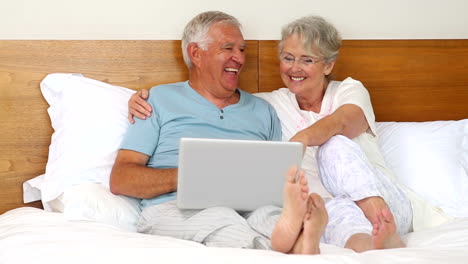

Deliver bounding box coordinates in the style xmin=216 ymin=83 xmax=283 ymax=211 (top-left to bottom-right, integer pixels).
xmin=187 ymin=43 xmax=201 ymax=68
xmin=324 ymin=60 xmax=336 ymax=76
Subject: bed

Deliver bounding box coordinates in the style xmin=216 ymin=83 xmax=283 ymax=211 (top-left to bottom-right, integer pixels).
xmin=1 ymin=39 xmax=467 ymax=263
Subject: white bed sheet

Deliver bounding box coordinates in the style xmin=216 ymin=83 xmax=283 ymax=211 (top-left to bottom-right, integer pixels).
xmin=1 ymin=207 xmax=468 ymax=264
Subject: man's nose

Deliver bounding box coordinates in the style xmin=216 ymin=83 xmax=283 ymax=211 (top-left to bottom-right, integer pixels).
xmin=232 ymin=48 xmax=245 ymax=64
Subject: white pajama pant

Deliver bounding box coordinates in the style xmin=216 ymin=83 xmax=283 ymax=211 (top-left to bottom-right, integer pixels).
xmin=318 ymin=135 xmax=412 ymax=247
xmin=137 ymin=135 xmax=412 ymax=249
xmin=137 ymin=201 xmax=273 ymax=249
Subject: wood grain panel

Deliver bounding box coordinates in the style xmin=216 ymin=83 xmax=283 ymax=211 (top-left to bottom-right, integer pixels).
xmin=0 ymin=40 xmax=258 ymax=92
xmin=334 ymin=40 xmax=468 ymax=121
xmin=259 ymin=40 xmax=468 ymax=121
xmin=258 ymin=40 xmax=283 ymax=93
xmin=0 ymin=40 xmax=258 ymax=214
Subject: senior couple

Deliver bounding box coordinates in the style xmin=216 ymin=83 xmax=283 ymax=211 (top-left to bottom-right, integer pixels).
xmin=110 ymin=11 xmax=412 ymax=254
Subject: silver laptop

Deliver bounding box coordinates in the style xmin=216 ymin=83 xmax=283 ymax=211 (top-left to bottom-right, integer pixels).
xmin=177 ymin=138 xmax=303 ymax=211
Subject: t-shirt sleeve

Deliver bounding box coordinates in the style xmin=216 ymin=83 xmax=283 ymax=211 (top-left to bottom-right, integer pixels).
xmin=334 ymin=78 xmax=377 ymax=136
xmin=120 ymin=91 xmax=160 ymax=156
xmin=268 ymin=104 xmax=283 ymax=141
xmin=254 ymin=92 xmax=283 ymax=141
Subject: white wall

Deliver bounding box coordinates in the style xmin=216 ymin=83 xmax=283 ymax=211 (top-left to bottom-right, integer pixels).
xmin=2 ymin=0 xmax=467 ymax=40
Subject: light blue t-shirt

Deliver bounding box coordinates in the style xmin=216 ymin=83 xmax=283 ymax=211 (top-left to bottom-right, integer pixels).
xmin=120 ymin=81 xmax=282 ymax=208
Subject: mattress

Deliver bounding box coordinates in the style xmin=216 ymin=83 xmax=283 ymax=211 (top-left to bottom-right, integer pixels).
xmin=1 ymin=207 xmax=467 ymax=264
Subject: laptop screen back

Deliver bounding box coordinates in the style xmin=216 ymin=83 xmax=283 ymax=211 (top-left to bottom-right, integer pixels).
xmin=177 ymin=138 xmax=303 ymax=211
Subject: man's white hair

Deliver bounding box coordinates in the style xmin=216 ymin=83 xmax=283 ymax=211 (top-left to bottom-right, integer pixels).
xmin=181 ymin=11 xmax=242 ymax=68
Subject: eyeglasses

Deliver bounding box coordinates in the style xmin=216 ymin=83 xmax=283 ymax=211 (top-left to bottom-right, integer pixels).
xmin=279 ymin=53 xmax=324 ymax=66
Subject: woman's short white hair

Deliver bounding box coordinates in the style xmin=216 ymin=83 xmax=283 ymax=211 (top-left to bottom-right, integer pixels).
xmin=278 ymin=16 xmax=341 ymax=63
xmin=182 ymin=11 xmax=241 ymax=68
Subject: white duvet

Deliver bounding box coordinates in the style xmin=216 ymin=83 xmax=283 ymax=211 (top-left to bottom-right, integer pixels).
xmin=1 ymin=207 xmax=467 ymax=264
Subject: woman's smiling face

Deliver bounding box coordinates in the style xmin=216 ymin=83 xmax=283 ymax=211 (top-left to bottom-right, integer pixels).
xmin=279 ymin=34 xmax=334 ymax=97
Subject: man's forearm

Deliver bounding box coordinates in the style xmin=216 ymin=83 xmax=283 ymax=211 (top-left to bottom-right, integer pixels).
xmin=110 ymin=163 xmax=178 ymax=199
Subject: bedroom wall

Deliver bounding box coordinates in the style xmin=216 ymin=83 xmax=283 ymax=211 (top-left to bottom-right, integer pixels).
xmin=1 ymin=0 xmax=467 ymax=40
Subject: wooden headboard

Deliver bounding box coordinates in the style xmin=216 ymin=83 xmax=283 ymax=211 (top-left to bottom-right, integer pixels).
xmin=1 ymin=40 xmax=467 ymax=214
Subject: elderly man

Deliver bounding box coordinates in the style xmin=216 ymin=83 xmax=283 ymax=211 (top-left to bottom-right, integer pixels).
xmin=110 ymin=11 xmax=282 ymax=249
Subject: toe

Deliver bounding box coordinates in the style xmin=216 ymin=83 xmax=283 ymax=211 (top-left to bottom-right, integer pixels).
xmin=286 ymin=166 xmax=298 ymax=183
xmin=309 ymin=193 xmax=324 ymax=208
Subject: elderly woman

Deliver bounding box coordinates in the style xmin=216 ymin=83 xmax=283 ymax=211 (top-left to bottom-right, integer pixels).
xmin=255 ymin=16 xmax=412 ymax=254
xmin=127 ymin=16 xmax=413 ymax=254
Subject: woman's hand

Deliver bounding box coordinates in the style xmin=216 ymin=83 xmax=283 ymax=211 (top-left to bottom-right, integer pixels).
xmin=128 ymin=89 xmax=152 ymax=124
xmin=289 ymin=131 xmax=309 ymax=154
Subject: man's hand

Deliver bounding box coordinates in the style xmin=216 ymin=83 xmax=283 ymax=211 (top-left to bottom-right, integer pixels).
xmin=128 ymin=89 xmax=152 ymax=124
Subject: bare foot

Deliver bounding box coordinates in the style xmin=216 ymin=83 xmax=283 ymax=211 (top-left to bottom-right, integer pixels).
xmin=355 ymin=196 xmax=388 ymax=224
xmin=271 ymin=166 xmax=309 ymax=253
xmin=371 ymin=208 xmax=405 ymax=249
xmin=301 ymin=193 xmax=328 ymax=255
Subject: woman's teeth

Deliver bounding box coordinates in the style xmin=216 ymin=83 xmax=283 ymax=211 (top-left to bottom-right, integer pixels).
xmin=291 ymin=76 xmax=305 ymax=81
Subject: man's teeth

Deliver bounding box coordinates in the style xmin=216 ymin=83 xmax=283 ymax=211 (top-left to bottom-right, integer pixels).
xmin=291 ymin=76 xmax=305 ymax=81
xmin=225 ymin=68 xmax=239 ymax=72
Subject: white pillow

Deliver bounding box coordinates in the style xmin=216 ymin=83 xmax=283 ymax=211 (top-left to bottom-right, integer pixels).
xmin=376 ymin=120 xmax=468 ymax=218
xmin=49 ymin=183 xmax=141 ymax=231
xmin=23 ymin=73 xmax=141 ymax=230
